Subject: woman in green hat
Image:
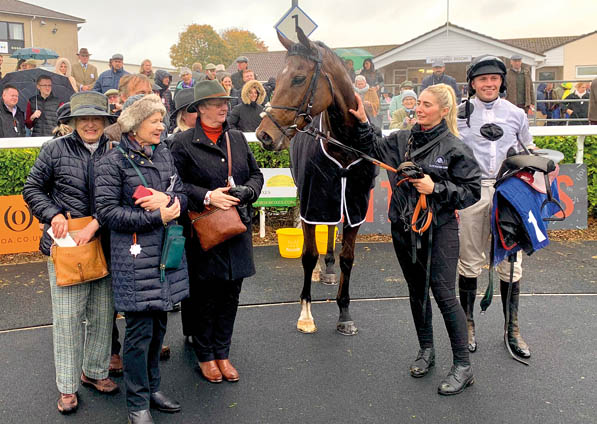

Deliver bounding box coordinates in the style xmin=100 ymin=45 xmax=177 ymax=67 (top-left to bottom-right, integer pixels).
xmin=23 ymin=91 xmax=119 ymax=415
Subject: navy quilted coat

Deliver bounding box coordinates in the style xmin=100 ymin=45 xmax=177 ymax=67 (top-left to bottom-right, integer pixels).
xmin=95 ymin=135 xmax=189 ymax=312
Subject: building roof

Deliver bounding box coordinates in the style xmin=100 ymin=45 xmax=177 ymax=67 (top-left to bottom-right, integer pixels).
xmin=226 ymin=50 xmax=288 ymax=81
xmin=500 ymin=36 xmax=581 ymax=54
xmin=0 ymin=0 xmax=85 ymax=23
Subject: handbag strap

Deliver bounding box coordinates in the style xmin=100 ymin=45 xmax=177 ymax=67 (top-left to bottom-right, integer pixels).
xmin=116 ymin=145 xmax=149 ymax=187
xmin=225 ymin=132 xmax=232 ymax=179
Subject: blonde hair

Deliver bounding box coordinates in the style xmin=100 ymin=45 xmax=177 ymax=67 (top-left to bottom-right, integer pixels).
xmin=175 ymin=110 xmax=193 ymax=132
xmin=52 ymin=124 xmax=73 ymax=137
xmin=139 ymin=59 xmax=152 ymax=74
xmin=421 ymin=83 xmax=459 ymax=136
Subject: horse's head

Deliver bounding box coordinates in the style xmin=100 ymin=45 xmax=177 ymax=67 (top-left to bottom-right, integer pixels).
xmin=256 ymin=28 xmax=338 ymax=151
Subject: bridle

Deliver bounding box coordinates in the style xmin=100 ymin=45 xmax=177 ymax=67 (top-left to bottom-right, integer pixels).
xmin=262 ymin=45 xmax=334 ymax=139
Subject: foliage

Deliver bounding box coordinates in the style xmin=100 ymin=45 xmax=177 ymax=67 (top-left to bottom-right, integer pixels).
xmin=221 ymin=28 xmax=268 ymax=61
xmin=249 ymin=143 xmax=290 ymax=168
xmin=169 ymin=24 xmax=232 ymax=68
xmin=534 ymin=135 xmax=596 ymax=216
xmin=0 ymin=148 xmax=39 ymax=195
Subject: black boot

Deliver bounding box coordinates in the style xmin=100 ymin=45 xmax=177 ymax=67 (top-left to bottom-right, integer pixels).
xmin=437 ymin=364 xmax=474 ymax=396
xmin=150 ymin=391 xmax=181 ymax=413
xmin=409 ymin=347 xmax=435 ymax=378
xmin=500 ymin=280 xmax=531 ymax=358
xmin=128 ymin=410 xmax=154 ymax=424
xmin=458 ymin=275 xmax=477 ymax=353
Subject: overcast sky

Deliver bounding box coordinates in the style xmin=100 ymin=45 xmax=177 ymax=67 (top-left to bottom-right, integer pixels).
xmin=32 ymin=0 xmax=597 ymax=68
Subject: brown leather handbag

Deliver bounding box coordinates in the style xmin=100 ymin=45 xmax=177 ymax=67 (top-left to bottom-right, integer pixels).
xmin=188 ymin=133 xmax=247 ymax=251
xmin=51 ymin=214 xmax=109 ymax=287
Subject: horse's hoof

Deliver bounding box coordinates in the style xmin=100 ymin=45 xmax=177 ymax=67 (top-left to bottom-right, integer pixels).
xmin=320 ymin=273 xmax=337 ymax=285
xmin=337 ymin=321 xmax=358 ymax=336
xmin=297 ymin=319 xmax=317 ymax=334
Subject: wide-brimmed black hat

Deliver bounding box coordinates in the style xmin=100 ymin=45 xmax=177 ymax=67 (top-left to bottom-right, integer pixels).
xmin=187 ymin=80 xmax=234 ymax=113
xmin=62 ymin=91 xmax=114 ymax=120
xmin=172 ymin=88 xmax=195 ymax=116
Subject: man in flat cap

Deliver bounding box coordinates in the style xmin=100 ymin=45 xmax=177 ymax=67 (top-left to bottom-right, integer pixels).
xmin=231 ymin=56 xmax=249 ymax=91
xmin=72 ymin=48 xmax=98 ymax=92
xmin=505 ymin=54 xmax=535 ymax=113
xmin=204 ymin=63 xmax=217 ymax=81
xmin=93 ymin=53 xmax=130 ymax=94
xmin=421 ymin=59 xmax=461 ymax=103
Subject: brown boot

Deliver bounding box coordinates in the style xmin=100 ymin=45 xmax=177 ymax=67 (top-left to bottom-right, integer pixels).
xmin=198 ymin=360 xmax=222 ymax=383
xmin=81 ymin=373 xmax=119 ymax=394
xmin=216 ymin=359 xmax=240 ymax=382
xmin=57 ymin=393 xmax=78 ymax=414
xmin=109 ymin=353 xmax=123 ymax=376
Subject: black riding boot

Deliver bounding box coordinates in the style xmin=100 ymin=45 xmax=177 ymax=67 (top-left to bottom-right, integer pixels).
xmin=500 ymin=280 xmax=531 ymax=358
xmin=458 ymin=275 xmax=477 ymax=353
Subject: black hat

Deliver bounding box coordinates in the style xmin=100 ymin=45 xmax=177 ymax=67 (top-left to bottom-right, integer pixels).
xmin=466 ymin=55 xmax=507 ymax=95
xmin=56 ymin=102 xmax=71 ymax=125
xmin=172 ymin=88 xmax=195 ymax=116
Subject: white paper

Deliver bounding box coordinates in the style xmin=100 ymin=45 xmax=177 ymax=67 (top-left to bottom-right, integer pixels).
xmin=47 ymin=228 xmax=77 ymax=247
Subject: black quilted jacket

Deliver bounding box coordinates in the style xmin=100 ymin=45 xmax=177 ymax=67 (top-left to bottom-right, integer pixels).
xmin=95 ymin=135 xmax=189 ymax=312
xmin=23 ymin=131 xmax=112 ymax=256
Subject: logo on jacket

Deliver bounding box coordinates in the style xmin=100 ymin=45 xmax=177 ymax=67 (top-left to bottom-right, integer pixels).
xmin=429 ymin=156 xmax=448 ymax=170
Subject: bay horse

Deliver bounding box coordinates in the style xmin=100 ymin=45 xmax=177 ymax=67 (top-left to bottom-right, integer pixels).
xmin=256 ymin=28 xmax=378 ymax=335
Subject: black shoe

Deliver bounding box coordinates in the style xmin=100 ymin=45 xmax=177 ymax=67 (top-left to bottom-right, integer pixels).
xmin=409 ymin=347 xmax=435 ymax=378
xmin=501 ymin=280 xmax=531 ymax=358
xmin=128 ymin=409 xmax=154 ymax=424
xmin=150 ymin=391 xmax=181 ymax=413
xmin=437 ymin=364 xmax=474 ymax=396
xmin=459 ymin=275 xmax=478 ymax=353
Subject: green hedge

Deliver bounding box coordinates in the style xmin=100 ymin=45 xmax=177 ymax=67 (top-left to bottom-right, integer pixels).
xmin=1 ymin=136 xmax=594 ymax=216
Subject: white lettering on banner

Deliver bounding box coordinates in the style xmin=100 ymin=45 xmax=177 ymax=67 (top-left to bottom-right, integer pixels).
xmin=527 ymin=210 xmax=547 ymax=242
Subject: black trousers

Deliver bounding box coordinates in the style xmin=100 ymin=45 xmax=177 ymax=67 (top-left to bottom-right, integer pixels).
xmin=391 ymin=219 xmax=469 ymax=365
xmin=123 ymin=311 xmax=167 ymax=411
xmin=182 ymin=278 xmax=243 ymax=362
xmin=111 ymin=311 xmax=121 ymax=355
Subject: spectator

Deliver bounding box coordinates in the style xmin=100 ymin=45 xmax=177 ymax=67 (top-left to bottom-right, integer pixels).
xmin=23 ymin=91 xmax=119 ymax=415
xmin=22 ymin=59 xmax=37 ymax=70
xmin=263 ymin=77 xmax=276 ymax=104
xmin=389 ymin=80 xmax=415 ymax=116
xmin=204 ymin=63 xmax=217 ymax=81
xmin=0 ymin=84 xmax=26 ymax=137
xmin=381 ymin=91 xmax=393 ymax=121
xmin=421 ymin=59 xmax=460 ymax=103
xmin=344 ymin=59 xmax=356 ymax=83
xmin=71 ymin=48 xmax=98 ymax=92
xmin=231 ymin=56 xmax=248 ymax=90
xmin=505 ymin=54 xmax=535 ymax=113
xmin=170 ymin=80 xmax=263 ymax=385
xmin=217 ymin=72 xmax=239 ymax=111
xmin=215 ymin=63 xmax=226 ymax=79
xmin=138 ymin=59 xmax=155 ymax=83
xmin=105 ymin=88 xmax=120 ymax=114
xmin=389 ymin=90 xmax=417 ymax=130
xmin=354 ymin=75 xmax=380 ymax=117
xmin=359 ymin=58 xmax=384 ymax=93
xmin=169 ymin=88 xmax=197 ymax=135
xmin=154 ymin=70 xmax=174 ymax=127
xmin=52 ymin=102 xmax=73 ymax=138
xmin=55 ymin=57 xmax=79 ymax=92
xmin=191 ymin=62 xmax=205 ymax=82
xmin=95 ymin=94 xmax=188 ymax=423
xmin=536 ymin=82 xmax=560 ymax=126
xmin=228 ymin=79 xmax=266 ymax=131
xmin=25 ymin=75 xmax=64 ymax=136
xmin=15 ymin=58 xmax=26 ymax=71
xmin=93 ymin=54 xmax=129 ymax=93
xmin=242 ymin=69 xmax=255 ymax=84
xmin=175 ymin=68 xmax=194 ymax=93
xmin=589 ymin=76 xmax=597 ymax=125
xmin=564 ymin=82 xmax=590 ymax=125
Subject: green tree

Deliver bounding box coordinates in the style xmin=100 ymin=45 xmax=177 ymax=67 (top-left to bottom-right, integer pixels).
xmin=169 ymin=24 xmax=232 ymax=68
xmin=221 ymin=28 xmax=268 ymax=60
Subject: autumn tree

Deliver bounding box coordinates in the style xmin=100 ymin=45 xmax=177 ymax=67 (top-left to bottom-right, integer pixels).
xmin=169 ymin=24 xmax=232 ymax=68
xmin=221 ymin=28 xmax=268 ymax=60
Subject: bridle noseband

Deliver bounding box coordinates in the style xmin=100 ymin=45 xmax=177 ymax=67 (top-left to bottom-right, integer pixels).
xmin=262 ymin=45 xmax=334 ymax=139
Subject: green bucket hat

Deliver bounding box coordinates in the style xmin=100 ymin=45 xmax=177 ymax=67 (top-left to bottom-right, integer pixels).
xmin=187 ymin=80 xmax=234 ymax=113
xmin=64 ymin=91 xmax=114 ymax=120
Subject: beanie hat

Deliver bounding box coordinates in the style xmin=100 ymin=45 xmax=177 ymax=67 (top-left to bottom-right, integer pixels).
xmin=117 ymin=94 xmax=166 ymax=133
xmin=401 ymin=89 xmax=417 ymax=101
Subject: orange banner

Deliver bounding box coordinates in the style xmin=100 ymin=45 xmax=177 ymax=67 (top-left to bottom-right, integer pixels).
xmin=0 ymin=195 xmax=42 ymax=254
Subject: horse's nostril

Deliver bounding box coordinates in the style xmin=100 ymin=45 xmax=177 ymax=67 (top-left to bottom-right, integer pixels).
xmin=257 ymin=131 xmax=272 ymax=144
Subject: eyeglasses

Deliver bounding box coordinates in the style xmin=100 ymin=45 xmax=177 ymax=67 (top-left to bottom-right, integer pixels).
xmin=205 ymin=101 xmax=228 ymax=108
xmin=38 ymin=84 xmax=52 ymax=88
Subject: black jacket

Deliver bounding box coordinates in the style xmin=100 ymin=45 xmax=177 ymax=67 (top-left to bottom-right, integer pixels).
xmin=0 ymin=103 xmax=25 ymax=137
xmin=227 ymin=102 xmax=264 ymax=132
xmin=26 ymin=92 xmax=61 ymax=136
xmin=95 ymin=135 xmax=189 ymax=312
xmin=231 ymin=70 xmax=244 ymax=91
xmin=155 ymin=69 xmax=175 ymax=128
xmin=170 ymin=120 xmax=263 ymax=281
xmin=357 ymin=120 xmax=481 ymax=230
xmin=563 ymin=91 xmax=590 ymax=125
xmin=23 ymin=131 xmax=113 ymax=255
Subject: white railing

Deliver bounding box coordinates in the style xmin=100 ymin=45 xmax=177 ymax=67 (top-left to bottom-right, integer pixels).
xmin=1 ymin=126 xmax=596 ymax=164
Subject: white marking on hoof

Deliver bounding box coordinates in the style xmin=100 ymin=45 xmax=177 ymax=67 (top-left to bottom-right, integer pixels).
xmin=297 ymin=300 xmax=317 ymax=333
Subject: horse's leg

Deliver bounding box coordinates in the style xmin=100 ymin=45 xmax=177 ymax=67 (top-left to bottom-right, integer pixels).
xmin=320 ymin=225 xmax=337 ymax=285
xmin=298 ymin=222 xmax=318 ymax=333
xmin=336 ymin=223 xmax=360 ymax=335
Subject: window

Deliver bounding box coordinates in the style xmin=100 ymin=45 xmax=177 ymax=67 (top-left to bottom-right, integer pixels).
xmin=576 ymin=66 xmax=597 ymax=78
xmin=538 ymin=71 xmax=555 ymax=81
xmin=0 ymin=21 xmax=25 ymax=53
xmin=8 ymin=23 xmax=24 ymax=41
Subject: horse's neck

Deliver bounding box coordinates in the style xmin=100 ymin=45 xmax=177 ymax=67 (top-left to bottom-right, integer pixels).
xmin=322 ymin=104 xmax=360 ymax=166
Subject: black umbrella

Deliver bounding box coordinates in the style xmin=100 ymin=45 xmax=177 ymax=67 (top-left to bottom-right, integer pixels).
xmin=0 ymin=68 xmax=75 ymax=112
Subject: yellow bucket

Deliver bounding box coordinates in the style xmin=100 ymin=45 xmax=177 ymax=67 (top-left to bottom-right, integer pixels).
xmin=315 ymin=225 xmax=338 ymax=254
xmin=276 ymin=228 xmax=304 ymax=258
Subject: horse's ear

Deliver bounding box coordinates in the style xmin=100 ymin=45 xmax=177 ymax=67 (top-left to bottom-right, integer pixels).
xmin=296 ymin=26 xmax=316 ymax=52
xmin=277 ymin=31 xmax=294 ymax=51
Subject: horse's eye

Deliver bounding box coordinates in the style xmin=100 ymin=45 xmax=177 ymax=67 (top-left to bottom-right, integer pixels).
xmin=291 ymin=76 xmax=306 ymax=85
